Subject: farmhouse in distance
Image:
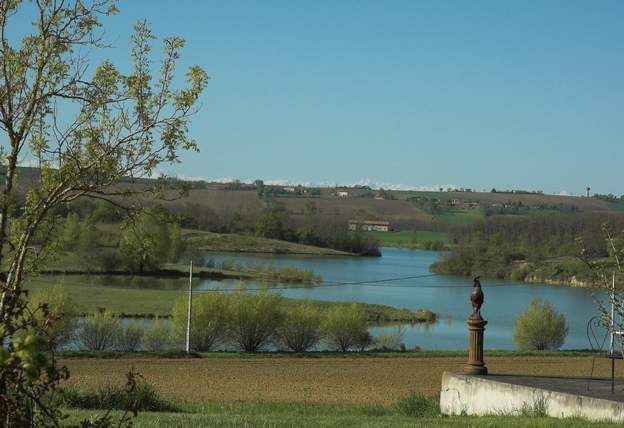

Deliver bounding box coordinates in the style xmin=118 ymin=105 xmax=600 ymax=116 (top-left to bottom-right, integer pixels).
xmin=348 ymin=219 xmax=391 ymax=232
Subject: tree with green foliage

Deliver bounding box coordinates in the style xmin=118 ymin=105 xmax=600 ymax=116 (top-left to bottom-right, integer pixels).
xmin=255 ymin=208 xmax=287 ymax=240
xmin=277 ymin=300 xmax=322 ymax=352
xmin=322 ymin=303 xmax=369 ymax=352
xmin=79 ymin=310 xmax=123 ymax=352
xmin=143 ymin=318 xmax=172 ymax=352
xmin=512 ymin=299 xmax=568 ymax=350
xmin=119 ymin=207 xmax=185 ymax=273
xmin=26 ymin=286 xmax=78 ymax=351
xmin=254 ymin=179 xmax=265 ymax=197
xmin=116 ymin=321 xmax=145 ymax=352
xmin=0 ymin=1 xmax=207 ymax=424
xmin=60 ymin=213 xmax=82 ymax=250
xmin=172 ymin=293 xmax=231 ymax=351
xmin=229 ymin=292 xmax=283 ymax=352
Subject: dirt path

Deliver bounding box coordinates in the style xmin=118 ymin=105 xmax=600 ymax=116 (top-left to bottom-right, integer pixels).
xmin=63 ymin=356 xmax=622 ymax=405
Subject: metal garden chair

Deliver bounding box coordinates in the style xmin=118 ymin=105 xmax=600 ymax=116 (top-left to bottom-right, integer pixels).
xmin=586 ymin=315 xmax=624 ymax=393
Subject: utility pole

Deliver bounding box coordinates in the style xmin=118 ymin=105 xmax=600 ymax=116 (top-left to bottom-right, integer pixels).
xmin=185 ymin=260 xmax=193 ymax=353
xmin=609 ymin=271 xmax=616 ymax=393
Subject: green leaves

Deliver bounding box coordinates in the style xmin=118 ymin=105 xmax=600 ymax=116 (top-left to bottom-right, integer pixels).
xmin=0 ymin=3 xmax=206 ymax=425
xmin=512 ymin=299 xmax=568 ymax=351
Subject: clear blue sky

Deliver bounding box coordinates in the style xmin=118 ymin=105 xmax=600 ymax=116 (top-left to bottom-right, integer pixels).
xmin=81 ymin=2 xmax=624 ymax=194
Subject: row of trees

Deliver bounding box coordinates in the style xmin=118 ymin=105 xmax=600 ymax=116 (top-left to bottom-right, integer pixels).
xmin=28 ymin=287 xmax=402 ymax=353
xmin=254 ymin=204 xmax=381 ymax=256
xmin=433 ymin=212 xmax=624 ymax=279
xmin=57 ymin=206 xmax=186 ymax=273
xmin=172 ymin=293 xmax=373 ymax=352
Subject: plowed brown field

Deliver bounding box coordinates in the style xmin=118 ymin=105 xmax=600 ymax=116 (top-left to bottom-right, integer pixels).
xmin=63 ymin=356 xmax=622 ymax=405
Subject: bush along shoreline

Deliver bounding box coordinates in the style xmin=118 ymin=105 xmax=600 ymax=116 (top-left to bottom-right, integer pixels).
xmin=32 ymin=287 xmax=436 ymax=353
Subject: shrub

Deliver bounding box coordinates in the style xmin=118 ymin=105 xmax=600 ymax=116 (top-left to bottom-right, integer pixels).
xmin=59 ymin=381 xmax=177 ymax=412
xmin=229 ymin=292 xmax=283 ymax=352
xmin=512 ymin=299 xmax=568 ymax=350
xmin=143 ymin=318 xmax=172 ymax=352
xmin=277 ymin=301 xmax=321 ymax=352
xmin=373 ymin=326 xmax=405 ymax=351
xmin=79 ymin=310 xmax=122 ymax=351
xmin=27 ymin=285 xmax=78 ymax=351
xmin=116 ymin=321 xmax=144 ymax=352
xmin=171 ymin=292 xmax=231 ymax=351
xmin=322 ymin=303 xmax=368 ymax=352
xmin=355 ymin=330 xmax=373 ymax=351
xmin=395 ymin=394 xmax=440 ymax=417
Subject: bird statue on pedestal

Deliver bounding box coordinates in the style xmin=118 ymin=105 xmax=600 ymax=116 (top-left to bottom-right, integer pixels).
xmin=470 ymin=276 xmax=484 ymax=320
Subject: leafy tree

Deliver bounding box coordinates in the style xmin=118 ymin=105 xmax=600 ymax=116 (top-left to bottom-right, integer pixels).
xmin=229 ymin=292 xmax=283 ymax=352
xmin=26 ymin=286 xmax=78 ymax=351
xmin=79 ymin=310 xmax=123 ymax=351
xmin=171 ymin=292 xmax=231 ymax=351
xmin=143 ymin=318 xmax=172 ymax=352
xmin=254 ymin=179 xmax=265 ymax=197
xmin=119 ymin=207 xmax=185 ymax=272
xmin=60 ymin=213 xmax=83 ymax=250
xmin=512 ymin=299 xmax=568 ymax=350
xmin=255 ymin=208 xmax=287 ymax=240
xmin=0 ymin=1 xmax=207 ymax=424
xmin=116 ymin=321 xmax=145 ymax=352
xmin=277 ymin=300 xmax=322 ymax=352
xmin=322 ymin=303 xmax=368 ymax=352
xmin=167 ymin=222 xmax=186 ymax=263
xmin=76 ymin=219 xmax=104 ymax=271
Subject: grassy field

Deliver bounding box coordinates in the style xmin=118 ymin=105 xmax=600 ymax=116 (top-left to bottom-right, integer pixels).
xmin=364 ymin=230 xmax=449 ymax=247
xmin=24 ymin=276 xmax=431 ymax=321
xmin=433 ymin=208 xmax=483 ymax=225
xmin=59 ymin=353 xmax=624 ymax=427
xmin=185 ymin=230 xmax=353 ymax=256
xmin=64 ymin=403 xmax=621 ymax=427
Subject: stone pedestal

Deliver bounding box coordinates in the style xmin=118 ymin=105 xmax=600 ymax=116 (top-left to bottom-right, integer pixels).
xmin=464 ymin=318 xmax=488 ymax=375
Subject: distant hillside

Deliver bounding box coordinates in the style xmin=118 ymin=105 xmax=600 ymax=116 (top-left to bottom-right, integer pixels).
xmin=394 ymin=190 xmax=611 ymax=210
xmin=4 ymin=166 xmax=621 ymax=233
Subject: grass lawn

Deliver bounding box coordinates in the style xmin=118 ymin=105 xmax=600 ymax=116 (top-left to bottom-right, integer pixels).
xmin=63 ymin=403 xmax=621 ymax=428
xmin=365 ymin=230 xmax=449 ymax=248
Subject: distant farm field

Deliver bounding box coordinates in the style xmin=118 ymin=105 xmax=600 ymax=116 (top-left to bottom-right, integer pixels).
xmin=277 ymin=196 xmax=432 ymax=224
xmin=62 ymin=354 xmax=620 ymax=406
xmin=432 ymin=208 xmax=483 ymax=225
xmin=160 ymin=189 xmax=263 ymax=214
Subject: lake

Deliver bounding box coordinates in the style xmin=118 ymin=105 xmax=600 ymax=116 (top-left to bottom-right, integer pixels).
xmin=64 ymin=247 xmax=604 ymax=350
xmin=199 ymin=248 xmax=602 ymax=350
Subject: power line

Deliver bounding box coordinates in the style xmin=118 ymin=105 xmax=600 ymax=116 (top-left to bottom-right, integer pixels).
xmin=26 ymin=272 xmax=595 ymax=293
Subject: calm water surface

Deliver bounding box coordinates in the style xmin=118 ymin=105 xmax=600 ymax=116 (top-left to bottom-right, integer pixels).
xmin=69 ymin=248 xmax=603 ymax=350
xmin=200 ymin=248 xmax=601 ymax=350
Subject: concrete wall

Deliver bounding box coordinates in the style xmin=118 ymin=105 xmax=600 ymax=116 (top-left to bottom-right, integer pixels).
xmin=440 ymin=372 xmax=624 ymax=422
